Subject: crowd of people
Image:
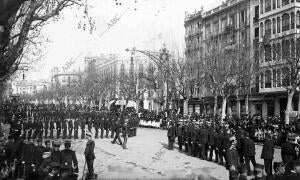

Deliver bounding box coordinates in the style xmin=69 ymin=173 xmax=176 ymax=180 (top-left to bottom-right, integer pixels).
xmin=0 ymin=100 xmax=140 ymax=180
xmin=166 ymin=114 xmax=300 ymax=180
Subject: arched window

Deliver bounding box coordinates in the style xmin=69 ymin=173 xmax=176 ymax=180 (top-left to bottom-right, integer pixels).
xmin=260 ymin=22 xmax=264 ymax=38
xmin=265 ymin=44 xmax=272 ymax=61
xmin=282 ymin=13 xmax=290 ymax=31
xmin=265 ymin=0 xmax=271 ymax=12
xmin=291 ymin=12 xmax=295 ymax=29
xmin=265 ymin=70 xmax=272 ymax=88
xmin=277 ymin=0 xmax=280 ymax=8
xmin=272 ymin=44 xmax=277 ymax=60
xmin=272 ymin=18 xmax=276 ymax=34
xmin=297 ymin=11 xmax=300 ymax=29
xmin=277 ymin=42 xmax=282 ymax=60
xmin=277 ymin=17 xmax=281 ymax=33
xmin=261 ymin=0 xmax=264 ymax=14
xmin=265 ymin=19 xmax=272 ymax=34
xmin=282 ymin=67 xmax=290 ymax=86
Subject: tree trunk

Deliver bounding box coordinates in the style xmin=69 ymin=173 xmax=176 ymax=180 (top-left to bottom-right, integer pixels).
xmin=221 ymin=96 xmax=227 ymax=120
xmin=245 ymin=94 xmax=249 ymax=115
xmin=183 ymin=98 xmax=189 ymax=116
xmin=213 ymin=94 xmax=218 ymax=118
xmin=285 ymin=90 xmax=295 ymax=125
xmin=298 ymin=90 xmax=300 ymax=119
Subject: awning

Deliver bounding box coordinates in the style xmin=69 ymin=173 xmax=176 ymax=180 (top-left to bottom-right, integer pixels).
xmin=126 ymin=100 xmax=137 ymax=108
xmin=115 ymin=100 xmax=126 ymax=105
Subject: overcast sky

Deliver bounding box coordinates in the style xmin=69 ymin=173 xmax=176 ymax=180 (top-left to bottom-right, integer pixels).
xmin=25 ymin=0 xmax=223 ymax=81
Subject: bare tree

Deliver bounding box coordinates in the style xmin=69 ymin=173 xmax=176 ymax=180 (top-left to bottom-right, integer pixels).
xmin=0 ymin=0 xmax=94 ymax=84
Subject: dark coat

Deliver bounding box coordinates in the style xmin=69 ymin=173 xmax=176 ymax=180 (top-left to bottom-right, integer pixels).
xmin=68 ymin=120 xmax=73 ymax=129
xmin=84 ymin=140 xmax=95 ymax=160
xmin=199 ymin=128 xmax=209 ymax=145
xmin=60 ymin=149 xmax=78 ymax=170
xmin=281 ymin=142 xmax=297 ymax=163
xmin=243 ymin=137 xmax=256 ymax=157
xmin=261 ymin=139 xmax=274 ymax=160
xmin=167 ymin=125 xmax=176 ymax=138
xmin=208 ymin=130 xmax=216 ymax=146
xmin=226 ymin=148 xmax=240 ymax=169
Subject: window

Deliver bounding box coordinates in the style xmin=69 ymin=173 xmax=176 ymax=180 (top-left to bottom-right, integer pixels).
xmin=297 ymin=11 xmax=300 ymax=29
xmin=277 ymin=17 xmax=281 ymax=33
xmin=272 ymin=18 xmax=276 ymax=34
xmin=240 ymin=10 xmax=245 ymax=24
xmin=282 ymin=13 xmax=290 ymax=31
xmin=297 ymin=38 xmax=300 ymax=57
xmin=282 ymin=40 xmax=290 ymax=59
xmin=265 ymin=19 xmax=271 ymax=35
xmin=282 ymin=0 xmax=290 ymax=6
xmin=265 ymin=45 xmax=272 ymax=62
xmin=291 ymin=12 xmax=295 ymax=29
xmin=282 ymin=67 xmax=290 ymax=86
xmin=277 ymin=43 xmax=282 ymax=60
xmin=265 ymin=70 xmax=272 ymax=88
xmin=221 ymin=18 xmax=227 ymax=32
xmin=272 ymin=44 xmax=277 ymax=60
xmin=260 ymin=0 xmax=264 ymax=14
xmin=265 ymin=0 xmax=272 ymax=12
xmin=260 ymin=22 xmax=264 ymax=38
xmin=277 ymin=69 xmax=281 ymax=87
xmin=291 ymin=39 xmax=295 ymax=57
xmin=273 ymin=69 xmax=277 ymax=87
xmin=277 ymin=0 xmax=281 ymax=8
xmin=273 ymin=0 xmax=276 ymax=9
xmin=255 ymin=27 xmax=259 ymax=38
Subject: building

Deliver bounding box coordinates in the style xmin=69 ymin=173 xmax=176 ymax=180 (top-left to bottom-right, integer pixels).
xmin=256 ymin=0 xmax=300 ymax=119
xmin=185 ymin=0 xmax=300 ymax=120
xmin=11 ymin=80 xmax=48 ymax=95
xmin=185 ymin=0 xmax=252 ymax=116
xmin=51 ymin=69 xmax=83 ymax=88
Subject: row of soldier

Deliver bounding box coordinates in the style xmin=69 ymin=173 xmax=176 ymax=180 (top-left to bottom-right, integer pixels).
xmin=167 ymin=117 xmax=300 ymax=180
xmin=9 ymin=110 xmax=139 ymax=141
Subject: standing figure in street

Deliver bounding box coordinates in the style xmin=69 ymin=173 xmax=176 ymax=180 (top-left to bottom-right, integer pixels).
xmin=167 ymin=121 xmax=176 ymax=150
xmin=122 ymin=118 xmax=129 ymax=149
xmin=84 ymin=131 xmax=96 ymax=180
xmin=61 ymin=140 xmax=78 ymax=180
xmin=80 ymin=117 xmax=86 ymax=139
xmin=111 ymin=117 xmax=122 ymax=145
xmin=177 ymin=121 xmax=184 ymax=151
xmin=68 ymin=119 xmax=73 ymax=139
xmin=56 ymin=119 xmax=61 ymax=139
xmin=261 ymin=133 xmax=274 ymax=180
xmin=243 ymin=132 xmax=256 ymax=176
xmin=62 ymin=118 xmax=67 ymax=139
xmin=74 ymin=118 xmax=79 ymax=139
xmin=50 ymin=119 xmax=55 ymax=139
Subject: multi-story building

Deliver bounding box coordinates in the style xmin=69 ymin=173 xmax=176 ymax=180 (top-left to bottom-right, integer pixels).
xmin=11 ymin=80 xmax=49 ymax=95
xmin=256 ymin=0 xmax=300 ymax=119
xmin=185 ymin=0 xmax=300 ymax=119
xmin=51 ymin=70 xmax=83 ymax=88
xmin=185 ymin=0 xmax=252 ymax=116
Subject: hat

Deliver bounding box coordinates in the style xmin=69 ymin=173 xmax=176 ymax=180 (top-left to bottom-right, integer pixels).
xmin=53 ymin=141 xmax=60 ymax=147
xmin=64 ymin=140 xmax=71 ymax=146
xmin=42 ymin=152 xmax=51 ymax=159
xmin=86 ymin=131 xmax=92 ymax=137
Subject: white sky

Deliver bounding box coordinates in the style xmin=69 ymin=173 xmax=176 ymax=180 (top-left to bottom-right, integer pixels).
xmin=25 ymin=0 xmax=223 ymax=81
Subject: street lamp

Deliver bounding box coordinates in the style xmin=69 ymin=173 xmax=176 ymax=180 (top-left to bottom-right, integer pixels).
xmin=125 ymin=45 xmax=171 ymax=110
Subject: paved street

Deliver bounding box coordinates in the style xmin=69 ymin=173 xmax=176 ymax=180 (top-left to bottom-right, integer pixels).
xmin=70 ymin=128 xmax=282 ymax=180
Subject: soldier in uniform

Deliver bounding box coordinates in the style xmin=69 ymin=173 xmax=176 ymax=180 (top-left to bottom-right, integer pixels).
xmin=61 ymin=140 xmax=79 ymax=180
xmin=111 ymin=117 xmax=122 ymax=145
xmin=87 ymin=116 xmax=93 ymax=133
xmin=177 ymin=121 xmax=184 ymax=151
xmin=56 ymin=118 xmax=61 ymax=139
xmin=80 ymin=116 xmax=86 ymax=139
xmin=35 ymin=139 xmax=46 ymax=168
xmin=104 ymin=116 xmax=109 ymax=138
xmin=84 ymin=131 xmax=96 ymax=179
xmin=110 ymin=117 xmax=116 ymax=139
xmin=74 ymin=117 xmax=79 ymax=139
xmin=37 ymin=118 xmax=43 ymax=139
xmin=50 ymin=118 xmax=55 ymax=139
xmin=122 ymin=118 xmax=129 ymax=149
xmin=21 ymin=138 xmax=37 ymax=178
xmin=100 ymin=116 xmax=104 ymax=139
xmin=94 ymin=116 xmax=100 ymax=139
xmin=62 ymin=115 xmax=68 ymax=139
xmin=44 ymin=117 xmax=49 ymax=139
xmin=32 ymin=118 xmax=38 ymax=139
xmin=68 ymin=119 xmax=73 ymax=139
xmin=208 ymin=127 xmax=217 ymax=161
xmin=167 ymin=121 xmax=176 ymax=150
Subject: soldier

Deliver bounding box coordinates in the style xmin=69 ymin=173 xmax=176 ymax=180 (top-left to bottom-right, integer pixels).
xmin=84 ymin=131 xmax=96 ymax=179
xmin=68 ymin=119 xmax=74 ymax=139
xmin=177 ymin=121 xmax=184 ymax=151
xmin=243 ymin=132 xmax=256 ymax=176
xmin=104 ymin=116 xmax=109 ymax=138
xmin=261 ymin=133 xmax=274 ymax=180
xmin=61 ymin=140 xmax=79 ymax=180
xmin=27 ymin=119 xmax=33 ymax=140
xmin=56 ymin=118 xmax=61 ymax=139
xmin=80 ymin=116 xmax=86 ymax=139
xmin=44 ymin=140 xmax=51 ymax=153
xmin=199 ymin=124 xmax=209 ymax=160
xmin=111 ymin=117 xmax=122 ymax=145
xmin=167 ymin=121 xmax=176 ymax=151
xmin=49 ymin=118 xmax=55 ymax=139
xmin=21 ymin=138 xmax=37 ymax=178
xmin=87 ymin=116 xmax=93 ymax=132
xmin=94 ymin=117 xmax=100 ymax=139
xmin=208 ymin=127 xmax=217 ymax=161
xmin=62 ymin=118 xmax=68 ymax=139
xmin=74 ymin=118 xmax=79 ymax=139
xmin=37 ymin=119 xmax=43 ymax=139
xmin=51 ymin=141 xmax=62 ymax=166
xmin=44 ymin=117 xmax=49 ymax=139
xmin=32 ymin=118 xmax=38 ymax=139
xmin=100 ymin=117 xmax=104 ymax=139
xmin=35 ymin=139 xmax=46 ymax=167
xmin=110 ymin=117 xmax=116 ymax=139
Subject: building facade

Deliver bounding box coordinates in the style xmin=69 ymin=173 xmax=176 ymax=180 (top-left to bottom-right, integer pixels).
xmin=185 ymin=0 xmax=300 ymax=119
